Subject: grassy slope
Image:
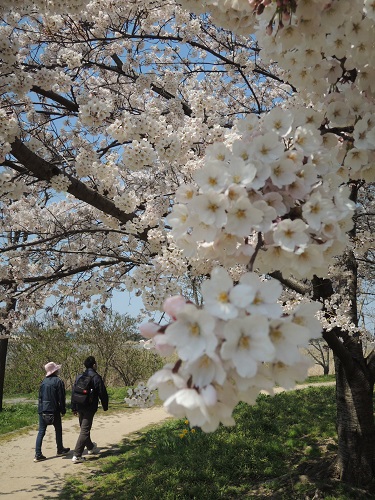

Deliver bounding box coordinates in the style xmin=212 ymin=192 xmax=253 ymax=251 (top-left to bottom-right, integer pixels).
xmin=3 ymin=378 xmax=373 ymax=498
xmin=58 ymin=386 xmax=374 ymax=500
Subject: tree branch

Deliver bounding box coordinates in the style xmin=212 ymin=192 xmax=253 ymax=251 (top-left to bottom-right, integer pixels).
xmin=323 ymin=327 xmax=354 ymax=374
xmin=31 ymin=86 xmax=79 ymax=113
xmin=269 ymin=270 xmax=310 ymax=295
xmin=111 ymin=54 xmax=193 ymax=117
xmin=10 ymin=138 xmax=147 ymax=234
xmin=0 ymin=259 xmax=126 ymax=287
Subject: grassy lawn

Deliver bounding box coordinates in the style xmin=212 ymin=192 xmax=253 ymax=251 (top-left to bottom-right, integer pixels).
xmin=3 ymin=378 xmax=373 ymax=498
xmin=56 ymin=385 xmax=373 ymax=500
xmin=305 ymin=374 xmax=336 ymax=384
xmin=0 ymin=403 xmax=39 ymax=438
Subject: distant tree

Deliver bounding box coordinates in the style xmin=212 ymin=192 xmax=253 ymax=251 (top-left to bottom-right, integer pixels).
xmin=110 ymin=342 xmax=163 ymax=387
xmin=307 ymin=339 xmax=331 ymax=376
xmin=5 ymin=310 xmax=157 ymax=393
xmin=5 ymin=318 xmax=77 ymax=394
xmin=73 ymin=308 xmax=139 ymax=384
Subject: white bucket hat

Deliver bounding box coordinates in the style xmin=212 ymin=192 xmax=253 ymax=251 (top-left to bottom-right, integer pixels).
xmin=44 ymin=361 xmax=61 ymax=377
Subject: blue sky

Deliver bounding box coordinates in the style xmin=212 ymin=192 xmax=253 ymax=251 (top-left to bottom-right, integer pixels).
xmin=106 ymin=289 xmax=144 ymax=317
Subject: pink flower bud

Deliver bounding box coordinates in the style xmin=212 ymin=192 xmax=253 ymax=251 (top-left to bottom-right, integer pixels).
xmin=153 ymin=334 xmax=176 ymax=356
xmin=139 ymin=322 xmax=160 ymax=339
xmin=163 ymin=295 xmax=187 ymax=320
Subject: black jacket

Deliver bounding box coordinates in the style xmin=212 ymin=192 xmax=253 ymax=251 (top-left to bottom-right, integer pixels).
xmin=71 ymin=367 xmax=108 ymax=413
xmin=38 ymin=374 xmax=66 ymax=415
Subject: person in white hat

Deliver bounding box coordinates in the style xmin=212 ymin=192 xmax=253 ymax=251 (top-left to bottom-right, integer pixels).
xmin=34 ymin=361 xmax=70 ymax=462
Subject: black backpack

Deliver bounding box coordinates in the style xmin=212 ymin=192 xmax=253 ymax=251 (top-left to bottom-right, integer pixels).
xmin=71 ymin=373 xmax=94 ymax=406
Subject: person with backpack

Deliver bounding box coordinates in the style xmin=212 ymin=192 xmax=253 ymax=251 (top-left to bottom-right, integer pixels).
xmin=34 ymin=361 xmax=70 ymax=462
xmin=71 ymin=356 xmax=108 ymax=463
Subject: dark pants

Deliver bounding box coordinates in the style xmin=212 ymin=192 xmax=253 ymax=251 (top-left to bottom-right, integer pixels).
xmin=35 ymin=412 xmax=63 ymax=456
xmin=74 ymin=410 xmax=96 ymax=457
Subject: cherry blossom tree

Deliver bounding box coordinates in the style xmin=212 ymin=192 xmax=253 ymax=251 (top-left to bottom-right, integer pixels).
xmin=0 ymin=0 xmax=375 ymax=487
xmin=0 ymin=0 xmax=280 ymax=408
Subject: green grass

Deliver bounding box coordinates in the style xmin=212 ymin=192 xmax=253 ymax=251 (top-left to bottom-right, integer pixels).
xmin=0 ymin=377 xmax=333 ymax=437
xmin=106 ymin=386 xmax=130 ymax=400
xmin=3 ymin=383 xmax=373 ymax=498
xmin=0 ymin=403 xmax=38 ymax=436
xmin=305 ymin=374 xmax=336 ymax=384
xmin=57 ymin=386 xmax=372 ymax=500
xmin=3 ymin=390 xmax=39 ymax=399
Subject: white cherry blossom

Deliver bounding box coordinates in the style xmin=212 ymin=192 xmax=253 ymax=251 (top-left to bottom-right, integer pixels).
xmin=192 ymin=191 xmax=228 ymax=227
xmin=226 ymin=197 xmax=263 ymax=237
xmin=262 ymin=107 xmax=294 ymax=137
xmin=164 ymin=386 xmax=217 ymax=428
xmin=194 ymin=161 xmax=229 ymax=192
xmin=239 ymin=273 xmax=283 ymax=318
xmin=185 ymin=352 xmax=227 ymax=387
xmin=221 ymin=315 xmax=274 ymax=378
xmin=273 ymin=219 xmax=309 ymax=252
xmin=201 ymin=267 xmax=238 ymax=320
xmin=164 ymin=304 xmax=218 ymax=361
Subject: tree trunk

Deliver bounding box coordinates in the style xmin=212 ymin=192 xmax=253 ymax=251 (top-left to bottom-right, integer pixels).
xmin=0 ymin=338 xmax=8 ymax=411
xmin=323 ymin=364 xmax=329 ymax=375
xmin=335 ymin=355 xmax=375 ymax=486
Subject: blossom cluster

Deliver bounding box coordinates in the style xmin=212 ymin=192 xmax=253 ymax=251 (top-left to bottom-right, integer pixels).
xmin=124 ymin=382 xmax=156 ymax=408
xmin=179 ymin=0 xmax=257 ymax=34
xmin=142 ymin=267 xmax=321 ymax=432
xmin=0 ymin=0 xmax=89 ymax=17
xmin=50 ymin=174 xmax=71 ymax=193
xmin=0 ymin=109 xmax=19 ymax=163
xmin=167 ymin=108 xmax=356 ymax=278
xmin=318 ymin=294 xmax=361 ymax=336
xmin=79 ymin=98 xmax=113 ymax=128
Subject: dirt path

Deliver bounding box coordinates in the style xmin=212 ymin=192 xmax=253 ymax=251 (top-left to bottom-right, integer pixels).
xmin=0 ymin=406 xmax=170 ymax=499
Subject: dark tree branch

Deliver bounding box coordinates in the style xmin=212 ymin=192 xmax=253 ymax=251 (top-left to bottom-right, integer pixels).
xmin=0 ymin=259 xmax=125 ymax=287
xmin=9 ymin=138 xmax=147 ymax=234
xmin=111 ymin=54 xmax=193 ymax=117
xmin=0 ymin=228 xmax=128 ymax=253
xmin=366 ymin=350 xmax=375 ymax=378
xmin=269 ymin=270 xmax=310 ymax=295
xmin=31 ymin=86 xmax=79 ymax=112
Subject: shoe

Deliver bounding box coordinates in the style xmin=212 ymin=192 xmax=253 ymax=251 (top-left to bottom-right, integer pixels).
xmin=72 ymin=455 xmax=85 ymax=464
xmin=34 ymin=454 xmax=47 ymax=462
xmin=57 ymin=447 xmax=70 ymax=456
xmin=87 ymin=442 xmax=98 ymax=455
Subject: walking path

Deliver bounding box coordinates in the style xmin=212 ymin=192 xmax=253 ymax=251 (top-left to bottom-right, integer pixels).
xmin=0 ymin=406 xmax=170 ymax=499
xmin=0 ymin=381 xmax=334 ymax=499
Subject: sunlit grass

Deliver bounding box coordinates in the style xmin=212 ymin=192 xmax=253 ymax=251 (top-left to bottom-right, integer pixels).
xmin=3 ymin=383 xmax=373 ymax=498
xmin=305 ymin=374 xmax=336 ymax=384
xmin=59 ymin=386 xmax=369 ymax=500
xmin=0 ymin=403 xmax=38 ymax=436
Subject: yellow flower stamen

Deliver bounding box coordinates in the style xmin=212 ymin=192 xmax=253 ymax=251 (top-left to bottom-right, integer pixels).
xmin=218 ymin=291 xmax=229 ymax=303
xmin=239 ymin=336 xmax=250 ymax=349
xmin=190 ymin=322 xmax=200 ymax=336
